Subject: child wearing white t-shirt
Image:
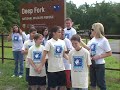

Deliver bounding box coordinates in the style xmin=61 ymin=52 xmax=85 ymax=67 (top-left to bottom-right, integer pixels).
xmin=22 ymin=28 xmax=36 ymax=82
xmin=69 ymin=34 xmax=91 ymax=90
xmin=7 ymin=24 xmax=25 ymax=78
xmin=27 ymin=34 xmax=46 ymax=90
xmin=64 ymin=18 xmax=77 ymax=39
xmin=38 ymin=26 xmax=69 ymax=90
xmin=61 ymin=29 xmax=73 ymax=90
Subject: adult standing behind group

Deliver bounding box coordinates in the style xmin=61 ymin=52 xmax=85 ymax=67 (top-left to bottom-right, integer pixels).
xmin=81 ymin=23 xmax=112 ymax=90
xmin=64 ymin=18 xmax=77 ymax=40
xmin=7 ymin=24 xmax=26 ymax=78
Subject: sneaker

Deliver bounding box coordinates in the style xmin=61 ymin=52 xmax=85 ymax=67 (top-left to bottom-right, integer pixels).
xmin=19 ymin=75 xmax=23 ymax=78
xmin=11 ymin=75 xmax=15 ymax=77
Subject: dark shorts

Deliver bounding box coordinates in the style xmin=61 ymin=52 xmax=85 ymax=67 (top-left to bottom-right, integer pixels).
xmin=48 ymin=71 xmax=66 ymax=88
xmin=28 ymin=76 xmax=46 ymax=85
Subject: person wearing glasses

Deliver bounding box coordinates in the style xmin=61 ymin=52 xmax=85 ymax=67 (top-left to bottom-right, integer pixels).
xmin=81 ymin=23 xmax=112 ymax=90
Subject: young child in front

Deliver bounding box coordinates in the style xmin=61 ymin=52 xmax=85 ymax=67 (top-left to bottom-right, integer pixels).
xmin=7 ymin=24 xmax=25 ymax=78
xmin=69 ymin=34 xmax=91 ymax=90
xmin=27 ymin=34 xmax=46 ymax=90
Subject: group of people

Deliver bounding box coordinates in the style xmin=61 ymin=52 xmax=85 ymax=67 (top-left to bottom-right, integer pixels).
xmin=7 ymin=18 xmax=112 ymax=90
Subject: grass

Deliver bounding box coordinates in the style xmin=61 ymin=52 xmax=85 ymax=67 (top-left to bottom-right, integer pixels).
xmin=0 ymin=57 xmax=120 ymax=90
xmin=0 ymin=60 xmax=28 ymax=90
xmin=105 ymin=56 xmax=120 ymax=90
xmin=0 ymin=39 xmax=120 ymax=90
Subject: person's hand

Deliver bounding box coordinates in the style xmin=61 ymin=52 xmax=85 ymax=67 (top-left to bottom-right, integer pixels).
xmin=91 ymin=55 xmax=101 ymax=60
xmin=21 ymin=50 xmax=24 ymax=54
xmin=37 ymin=64 xmax=42 ymax=74
xmin=34 ymin=66 xmax=39 ymax=72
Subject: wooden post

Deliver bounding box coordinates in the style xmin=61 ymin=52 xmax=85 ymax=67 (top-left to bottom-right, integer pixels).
xmin=1 ymin=33 xmax=4 ymax=64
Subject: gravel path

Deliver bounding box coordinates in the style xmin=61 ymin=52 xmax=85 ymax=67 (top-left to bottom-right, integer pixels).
xmin=109 ymin=40 xmax=120 ymax=61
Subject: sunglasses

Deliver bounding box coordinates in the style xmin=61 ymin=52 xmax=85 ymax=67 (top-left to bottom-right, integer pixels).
xmin=91 ymin=29 xmax=94 ymax=31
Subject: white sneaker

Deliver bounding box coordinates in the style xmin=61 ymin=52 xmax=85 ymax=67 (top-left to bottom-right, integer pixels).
xmin=19 ymin=75 xmax=23 ymax=78
xmin=11 ymin=75 xmax=15 ymax=77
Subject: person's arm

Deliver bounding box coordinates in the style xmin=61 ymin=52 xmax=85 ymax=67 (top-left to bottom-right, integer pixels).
xmin=80 ymin=40 xmax=90 ymax=50
xmin=22 ymin=48 xmax=28 ymax=54
xmin=63 ymin=51 xmax=69 ymax=60
xmin=86 ymin=51 xmax=92 ymax=67
xmin=38 ymin=50 xmax=48 ymax=72
xmin=27 ymin=58 xmax=38 ymax=72
xmin=19 ymin=29 xmax=23 ymax=35
xmin=21 ymin=41 xmax=28 ymax=54
xmin=68 ymin=50 xmax=72 ymax=64
xmin=7 ymin=29 xmax=13 ymax=41
xmin=92 ymin=51 xmax=112 ymax=60
xmin=7 ymin=34 xmax=12 ymax=41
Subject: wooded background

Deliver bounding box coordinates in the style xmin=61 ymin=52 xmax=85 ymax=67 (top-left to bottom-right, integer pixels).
xmin=0 ymin=0 xmax=120 ymax=34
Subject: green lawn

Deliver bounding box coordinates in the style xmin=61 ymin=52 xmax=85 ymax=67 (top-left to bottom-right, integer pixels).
xmin=0 ymin=57 xmax=119 ymax=90
xmin=0 ymin=60 xmax=28 ymax=90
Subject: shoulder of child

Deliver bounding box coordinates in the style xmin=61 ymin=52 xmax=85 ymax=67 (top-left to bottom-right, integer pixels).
xmin=82 ymin=47 xmax=89 ymax=53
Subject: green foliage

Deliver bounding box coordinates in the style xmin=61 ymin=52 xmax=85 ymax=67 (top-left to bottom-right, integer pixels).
xmin=73 ymin=24 xmax=80 ymax=31
xmin=0 ymin=0 xmax=20 ymax=32
xmin=0 ymin=0 xmax=120 ymax=34
xmin=66 ymin=1 xmax=120 ymax=35
xmin=0 ymin=16 xmax=4 ymax=26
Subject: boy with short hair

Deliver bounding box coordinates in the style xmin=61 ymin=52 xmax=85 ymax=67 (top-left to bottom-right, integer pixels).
xmin=64 ymin=18 xmax=77 ymax=39
xmin=69 ymin=34 xmax=91 ymax=90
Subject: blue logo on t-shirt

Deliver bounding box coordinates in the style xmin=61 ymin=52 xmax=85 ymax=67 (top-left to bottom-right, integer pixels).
xmin=90 ymin=43 xmax=97 ymax=56
xmin=28 ymin=45 xmax=32 ymax=48
xmin=33 ymin=51 xmax=42 ymax=62
xmin=54 ymin=45 xmax=63 ymax=58
xmin=73 ymin=56 xmax=84 ymax=72
xmin=65 ymin=33 xmax=70 ymax=39
xmin=13 ymin=36 xmax=19 ymax=41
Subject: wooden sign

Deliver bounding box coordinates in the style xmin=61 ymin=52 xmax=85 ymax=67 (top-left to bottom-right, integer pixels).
xmin=20 ymin=0 xmax=65 ymax=31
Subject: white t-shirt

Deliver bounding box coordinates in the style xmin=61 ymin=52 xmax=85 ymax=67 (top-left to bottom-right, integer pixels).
xmin=25 ymin=34 xmax=30 ymax=41
xmin=27 ymin=45 xmax=46 ymax=77
xmin=11 ymin=33 xmax=24 ymax=51
xmin=64 ymin=27 xmax=77 ymax=39
xmin=45 ymin=38 xmax=67 ymax=72
xmin=22 ymin=39 xmax=35 ymax=68
xmin=69 ymin=47 xmax=91 ymax=88
xmin=87 ymin=37 xmax=111 ymax=64
xmin=63 ymin=38 xmax=73 ymax=70
xmin=22 ymin=32 xmax=27 ymax=42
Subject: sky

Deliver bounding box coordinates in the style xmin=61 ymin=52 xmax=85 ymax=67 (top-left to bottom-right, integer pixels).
xmin=66 ymin=0 xmax=120 ymax=7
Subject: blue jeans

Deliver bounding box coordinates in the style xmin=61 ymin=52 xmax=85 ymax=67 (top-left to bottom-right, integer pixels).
xmin=13 ymin=51 xmax=24 ymax=76
xmin=90 ymin=64 xmax=106 ymax=90
xmin=73 ymin=88 xmax=88 ymax=90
